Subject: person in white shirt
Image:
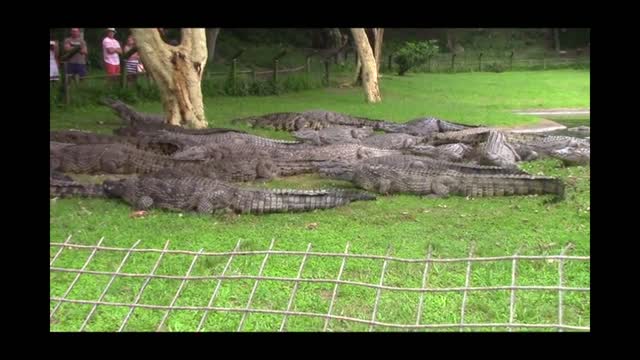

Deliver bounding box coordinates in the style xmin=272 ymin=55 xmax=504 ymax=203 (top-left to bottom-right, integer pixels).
xmin=102 ymin=28 xmax=122 ymax=76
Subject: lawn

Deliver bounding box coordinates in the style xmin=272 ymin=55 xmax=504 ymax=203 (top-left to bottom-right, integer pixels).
xmin=50 ymin=70 xmax=590 ymax=332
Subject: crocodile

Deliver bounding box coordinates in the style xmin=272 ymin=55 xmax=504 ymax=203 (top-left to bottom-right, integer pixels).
xmin=471 ymin=130 xmax=522 ymax=168
xmin=49 ymin=143 xmax=281 ymax=182
xmin=50 ymin=172 xmax=106 ymax=198
xmin=351 ymin=164 xmax=565 ymax=198
xmin=425 ymin=128 xmax=590 ymax=166
xmin=103 ymin=175 xmax=376 ymax=214
xmin=317 ymin=153 xmax=527 ymax=182
xmin=134 ymin=129 xmax=302 ymax=151
xmin=293 ymin=126 xmax=375 ymax=145
xmin=231 ymin=110 xmax=395 ymax=131
xmin=381 ymin=117 xmax=479 ymax=136
xmin=101 ymin=97 xmax=165 ymax=126
xmin=51 ymin=130 xmax=181 ymax=155
xmin=101 ymin=98 xmax=249 ymax=137
xmin=408 ymin=143 xmax=474 ymax=162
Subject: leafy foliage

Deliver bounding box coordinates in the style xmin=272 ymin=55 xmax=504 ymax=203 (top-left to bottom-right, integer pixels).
xmin=393 ymin=40 xmax=440 ymax=76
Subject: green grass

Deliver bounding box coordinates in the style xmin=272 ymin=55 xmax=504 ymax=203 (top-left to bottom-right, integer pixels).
xmin=50 ymin=70 xmax=590 ymax=332
xmin=51 ymin=69 xmax=590 ymax=133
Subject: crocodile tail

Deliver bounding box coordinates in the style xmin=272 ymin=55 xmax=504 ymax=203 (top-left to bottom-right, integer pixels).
xmin=452 ymin=174 xmax=565 ymax=198
xmin=50 ymin=177 xmax=106 ymax=198
xmin=236 ymin=188 xmax=375 ymax=214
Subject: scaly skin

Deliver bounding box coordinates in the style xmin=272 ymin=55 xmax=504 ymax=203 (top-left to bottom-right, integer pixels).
xmin=50 ymin=172 xmax=106 ymax=198
xmin=352 ymin=164 xmax=565 ymax=198
xmin=101 ymin=98 xmax=245 ymax=136
xmin=231 ymin=110 xmax=394 ymax=131
xmin=50 ymin=130 xmax=181 ymax=155
xmin=381 ymin=117 xmax=478 ymax=136
xmin=50 ymin=143 xmax=277 ymax=182
xmin=103 ymin=175 xmax=376 ymax=214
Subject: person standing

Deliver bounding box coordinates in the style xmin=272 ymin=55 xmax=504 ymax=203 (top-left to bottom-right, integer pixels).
xmin=63 ymin=28 xmax=88 ymax=79
xmin=50 ymin=37 xmax=60 ymax=82
xmin=102 ymin=28 xmax=122 ymax=76
xmin=123 ymin=35 xmax=144 ymax=75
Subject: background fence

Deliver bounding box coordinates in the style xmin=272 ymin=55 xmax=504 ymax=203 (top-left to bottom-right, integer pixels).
xmin=50 ymin=236 xmax=590 ymax=332
xmin=51 ymin=46 xmax=590 ymax=108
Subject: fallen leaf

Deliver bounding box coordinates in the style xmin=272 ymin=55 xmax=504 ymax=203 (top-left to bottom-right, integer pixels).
xmin=129 ymin=210 xmax=147 ymax=218
xmin=401 ymin=212 xmax=409 ymax=215
xmin=306 ymin=222 xmax=318 ymax=230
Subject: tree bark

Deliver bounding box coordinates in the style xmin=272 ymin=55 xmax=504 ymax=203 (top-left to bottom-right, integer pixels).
xmin=350 ymin=28 xmax=382 ymax=103
xmin=131 ymin=28 xmax=208 ymax=128
xmin=353 ymin=56 xmax=362 ymax=85
xmin=373 ymin=28 xmax=384 ymax=71
xmin=206 ymin=28 xmax=220 ymax=64
xmin=326 ymin=28 xmax=344 ymax=64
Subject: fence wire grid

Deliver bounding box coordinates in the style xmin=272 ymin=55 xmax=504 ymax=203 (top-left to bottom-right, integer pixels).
xmin=50 ymin=236 xmax=590 ymax=332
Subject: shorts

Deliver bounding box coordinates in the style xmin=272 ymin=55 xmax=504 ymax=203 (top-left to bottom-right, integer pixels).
xmin=105 ymin=62 xmax=121 ymax=76
xmin=66 ymin=63 xmax=87 ymax=77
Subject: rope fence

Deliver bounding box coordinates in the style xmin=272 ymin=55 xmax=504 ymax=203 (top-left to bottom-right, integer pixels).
xmin=50 ymin=237 xmax=590 ymax=332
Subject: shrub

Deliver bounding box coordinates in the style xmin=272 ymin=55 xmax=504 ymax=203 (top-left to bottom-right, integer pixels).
xmin=394 ymin=40 xmax=439 ymax=76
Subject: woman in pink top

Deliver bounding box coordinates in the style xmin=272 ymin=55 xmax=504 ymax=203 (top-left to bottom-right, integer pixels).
xmin=102 ymin=28 xmax=122 ymax=76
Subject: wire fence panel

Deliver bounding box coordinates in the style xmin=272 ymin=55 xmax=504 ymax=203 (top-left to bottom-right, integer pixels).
xmin=50 ymin=237 xmax=590 ymax=332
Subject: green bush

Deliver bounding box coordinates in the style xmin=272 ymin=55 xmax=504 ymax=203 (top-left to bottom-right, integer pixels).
xmin=393 ymin=40 xmax=439 ymax=76
xmin=483 ymin=62 xmax=507 ymax=73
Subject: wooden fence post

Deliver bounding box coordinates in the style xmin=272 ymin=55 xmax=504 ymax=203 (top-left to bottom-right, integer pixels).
xmin=251 ymin=65 xmax=257 ymax=82
xmin=543 ymin=51 xmax=547 ymax=70
xmin=273 ymin=50 xmax=287 ymax=95
xmin=478 ymin=53 xmax=483 ymax=72
xmin=306 ymin=56 xmax=312 ymax=77
xmin=451 ymin=54 xmax=457 ymax=73
xmin=388 ymin=54 xmax=393 ymax=71
xmin=510 ymin=51 xmax=515 ymax=70
xmin=273 ymin=59 xmax=279 ymax=85
xmin=231 ymin=58 xmax=237 ymax=88
xmin=324 ymin=59 xmax=330 ymax=86
xmin=62 ymin=62 xmax=70 ymax=105
xmin=228 ymin=49 xmax=244 ymax=92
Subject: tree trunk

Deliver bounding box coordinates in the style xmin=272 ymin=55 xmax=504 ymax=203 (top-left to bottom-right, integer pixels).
xmin=373 ymin=28 xmax=384 ymax=71
xmin=326 ymin=28 xmax=344 ymax=64
xmin=350 ymin=28 xmax=382 ymax=103
xmin=446 ymin=29 xmax=454 ymax=52
xmin=553 ymin=28 xmax=561 ymax=52
xmin=206 ymin=28 xmax=220 ymax=64
xmin=131 ymin=28 xmax=208 ymax=128
xmin=353 ymin=56 xmax=362 ymax=85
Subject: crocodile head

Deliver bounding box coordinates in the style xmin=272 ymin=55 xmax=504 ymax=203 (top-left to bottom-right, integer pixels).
xmin=102 ymin=179 xmax=130 ymax=198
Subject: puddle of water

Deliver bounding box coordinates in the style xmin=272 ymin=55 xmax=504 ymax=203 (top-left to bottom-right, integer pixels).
xmin=540 ymin=128 xmax=590 ymax=139
xmin=545 ymin=117 xmax=590 ymax=128
xmin=540 ymin=117 xmax=590 ymax=138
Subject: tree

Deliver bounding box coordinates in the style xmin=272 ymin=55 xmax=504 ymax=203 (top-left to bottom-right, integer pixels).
xmin=324 ymin=28 xmax=348 ymax=65
xmin=553 ymin=28 xmax=561 ymax=52
xmin=206 ymin=28 xmax=220 ymax=64
xmin=365 ymin=28 xmax=384 ymax=71
xmin=131 ymin=28 xmax=208 ymax=128
xmin=354 ymin=28 xmax=383 ymax=86
xmin=350 ymin=28 xmax=382 ymax=103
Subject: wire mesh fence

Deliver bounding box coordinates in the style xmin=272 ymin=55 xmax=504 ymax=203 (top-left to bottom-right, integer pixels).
xmin=50 ymin=236 xmax=590 ymax=332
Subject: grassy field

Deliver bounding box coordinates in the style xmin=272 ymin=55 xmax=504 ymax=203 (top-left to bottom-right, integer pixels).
xmin=50 ymin=70 xmax=590 ymax=332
